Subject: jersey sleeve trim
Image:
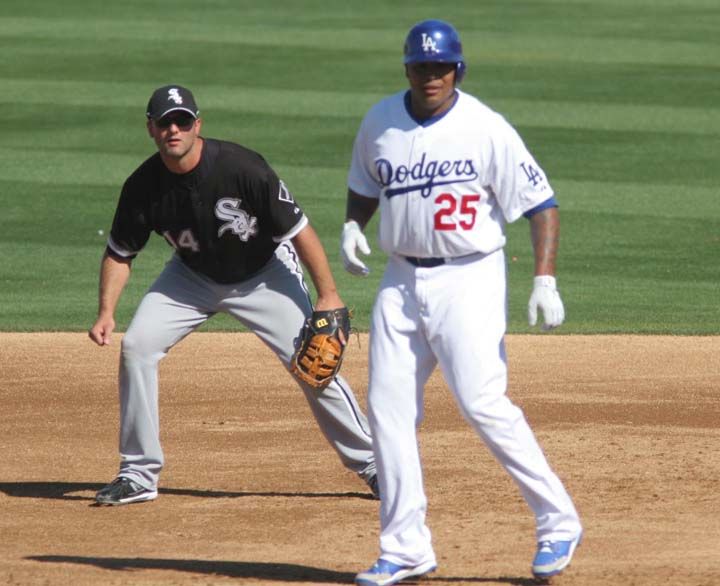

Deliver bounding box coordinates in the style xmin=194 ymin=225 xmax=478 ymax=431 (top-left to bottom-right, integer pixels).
xmin=273 ymin=215 xmax=308 ymax=243
xmin=105 ymin=245 xmax=136 ymax=262
xmin=107 ymin=234 xmax=141 ymax=259
xmin=523 ymin=196 xmax=559 ymax=219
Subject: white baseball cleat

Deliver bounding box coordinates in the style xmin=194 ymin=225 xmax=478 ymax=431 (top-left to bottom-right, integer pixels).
xmin=531 ymin=532 xmax=582 ymax=578
xmin=355 ymin=558 xmax=436 ymax=586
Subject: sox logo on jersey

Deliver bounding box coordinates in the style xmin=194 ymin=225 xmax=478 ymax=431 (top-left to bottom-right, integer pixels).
xmin=215 ymin=198 xmax=258 ymax=241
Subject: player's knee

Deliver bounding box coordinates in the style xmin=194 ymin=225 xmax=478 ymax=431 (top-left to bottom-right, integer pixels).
xmin=463 ymin=393 xmax=520 ymax=427
xmin=121 ymin=329 xmax=161 ymax=360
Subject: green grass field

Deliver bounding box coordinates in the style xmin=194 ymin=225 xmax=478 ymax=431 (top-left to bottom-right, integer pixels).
xmin=0 ymin=0 xmax=718 ymax=334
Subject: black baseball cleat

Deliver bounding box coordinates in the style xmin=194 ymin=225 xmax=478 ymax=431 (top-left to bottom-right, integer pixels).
xmin=366 ymin=474 xmax=380 ymax=500
xmin=95 ymin=477 xmax=158 ymax=505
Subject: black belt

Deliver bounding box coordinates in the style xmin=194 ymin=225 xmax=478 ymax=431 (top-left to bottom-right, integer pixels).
xmin=404 ymin=256 xmax=446 ymax=268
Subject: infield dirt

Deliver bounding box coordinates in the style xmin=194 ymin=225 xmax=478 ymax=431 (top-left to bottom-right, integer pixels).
xmin=1 ymin=333 xmax=718 ymax=585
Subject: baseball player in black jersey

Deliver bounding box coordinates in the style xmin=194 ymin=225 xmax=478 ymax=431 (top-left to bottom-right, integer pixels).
xmin=89 ymin=85 xmax=378 ymax=505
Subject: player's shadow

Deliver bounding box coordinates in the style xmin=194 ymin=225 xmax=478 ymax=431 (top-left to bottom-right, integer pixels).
xmin=27 ymin=555 xmax=541 ymax=585
xmin=0 ymin=481 xmax=374 ymax=503
xmin=27 ymin=556 xmax=353 ymax=583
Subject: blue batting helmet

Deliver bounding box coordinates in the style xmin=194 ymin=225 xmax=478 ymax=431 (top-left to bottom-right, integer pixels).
xmin=403 ymin=19 xmax=466 ymax=83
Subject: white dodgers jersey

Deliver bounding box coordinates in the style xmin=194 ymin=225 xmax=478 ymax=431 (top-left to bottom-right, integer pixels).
xmin=348 ymin=89 xmax=554 ymax=258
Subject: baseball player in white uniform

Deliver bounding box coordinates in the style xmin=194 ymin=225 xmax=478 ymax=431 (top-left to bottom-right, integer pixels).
xmin=340 ymin=20 xmax=583 ymax=586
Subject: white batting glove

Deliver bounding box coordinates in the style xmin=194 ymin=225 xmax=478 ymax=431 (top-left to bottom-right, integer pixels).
xmin=528 ymin=275 xmax=565 ymax=330
xmin=340 ymin=220 xmax=371 ymax=276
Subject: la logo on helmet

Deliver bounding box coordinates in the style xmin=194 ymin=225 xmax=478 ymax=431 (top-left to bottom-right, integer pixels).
xmin=421 ymin=33 xmax=439 ymax=54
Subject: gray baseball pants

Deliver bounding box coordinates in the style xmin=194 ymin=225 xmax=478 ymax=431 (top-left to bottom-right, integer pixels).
xmin=114 ymin=244 xmax=375 ymax=490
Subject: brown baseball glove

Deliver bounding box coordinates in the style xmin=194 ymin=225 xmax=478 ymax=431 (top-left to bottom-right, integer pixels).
xmin=290 ymin=308 xmax=351 ymax=389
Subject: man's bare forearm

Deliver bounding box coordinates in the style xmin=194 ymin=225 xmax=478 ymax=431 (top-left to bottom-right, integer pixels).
xmin=292 ymin=224 xmax=342 ymax=310
xmin=529 ymin=207 xmax=560 ymax=276
xmin=97 ymin=251 xmax=132 ymax=317
xmin=346 ymin=190 xmax=379 ymax=230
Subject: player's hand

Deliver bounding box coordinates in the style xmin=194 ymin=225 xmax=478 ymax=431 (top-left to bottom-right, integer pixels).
xmin=528 ymin=275 xmax=565 ymax=331
xmin=341 ymin=220 xmax=371 ymax=276
xmin=88 ymin=315 xmax=116 ymax=346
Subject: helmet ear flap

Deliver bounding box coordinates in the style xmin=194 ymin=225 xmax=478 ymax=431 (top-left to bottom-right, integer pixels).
xmin=456 ymin=62 xmax=466 ymax=84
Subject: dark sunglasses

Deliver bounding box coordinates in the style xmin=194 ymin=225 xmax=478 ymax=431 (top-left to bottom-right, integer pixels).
xmin=155 ymin=113 xmax=196 ymax=130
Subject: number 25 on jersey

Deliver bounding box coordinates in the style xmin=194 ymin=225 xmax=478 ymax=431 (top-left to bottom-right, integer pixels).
xmin=434 ymin=193 xmax=481 ymax=231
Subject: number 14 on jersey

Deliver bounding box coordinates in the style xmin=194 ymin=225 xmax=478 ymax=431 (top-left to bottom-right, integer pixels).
xmin=163 ymin=229 xmax=200 ymax=252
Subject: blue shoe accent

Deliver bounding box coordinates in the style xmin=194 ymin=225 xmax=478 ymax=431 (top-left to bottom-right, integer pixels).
xmin=355 ymin=558 xmax=437 ymax=586
xmin=532 ymin=533 xmax=582 ymax=578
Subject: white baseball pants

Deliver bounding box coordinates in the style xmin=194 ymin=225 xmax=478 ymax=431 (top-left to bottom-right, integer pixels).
xmin=368 ymin=250 xmax=581 ymax=567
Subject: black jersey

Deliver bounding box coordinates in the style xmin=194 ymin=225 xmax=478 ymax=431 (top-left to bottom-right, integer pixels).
xmin=107 ymin=138 xmax=306 ymax=284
